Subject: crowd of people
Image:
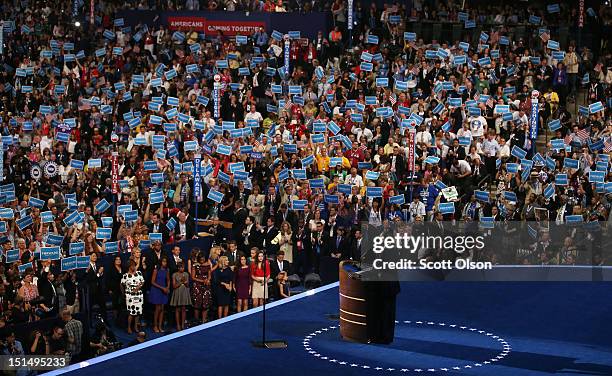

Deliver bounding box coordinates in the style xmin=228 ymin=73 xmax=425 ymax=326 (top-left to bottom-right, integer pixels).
xmin=0 ymin=0 xmax=611 ymax=367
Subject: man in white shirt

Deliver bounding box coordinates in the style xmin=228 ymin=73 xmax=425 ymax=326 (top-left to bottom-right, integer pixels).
xmin=468 ymin=114 xmax=487 ymax=138
xmin=244 ymin=105 xmax=263 ymax=125
xmin=344 ymin=168 xmax=364 ymax=187
xmin=352 ymin=123 xmax=374 ymax=142
xmin=450 ymin=158 xmax=472 ymax=194
xmin=408 ymin=196 xmax=426 ymax=222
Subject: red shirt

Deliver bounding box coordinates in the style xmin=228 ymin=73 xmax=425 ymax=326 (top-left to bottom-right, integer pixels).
xmin=251 ymin=261 xmax=271 ymax=278
xmin=345 ymin=148 xmax=364 ymax=168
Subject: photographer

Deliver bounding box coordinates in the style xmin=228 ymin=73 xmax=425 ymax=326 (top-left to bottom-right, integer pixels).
xmin=89 ymin=321 xmax=121 ymax=357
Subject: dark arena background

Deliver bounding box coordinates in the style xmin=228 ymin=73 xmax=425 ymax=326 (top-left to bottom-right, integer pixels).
xmin=0 ymin=0 xmax=611 ymax=375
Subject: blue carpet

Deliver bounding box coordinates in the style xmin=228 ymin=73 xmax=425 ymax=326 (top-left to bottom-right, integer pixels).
xmin=49 ymin=282 xmax=612 ymax=376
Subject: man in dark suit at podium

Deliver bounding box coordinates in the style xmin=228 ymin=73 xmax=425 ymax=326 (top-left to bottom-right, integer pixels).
xmin=365 ymin=279 xmax=401 ymax=344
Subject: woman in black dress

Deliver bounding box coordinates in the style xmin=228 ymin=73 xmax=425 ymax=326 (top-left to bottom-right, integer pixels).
xmin=213 ymin=256 xmax=233 ymax=319
xmin=106 ymin=256 xmax=124 ymax=319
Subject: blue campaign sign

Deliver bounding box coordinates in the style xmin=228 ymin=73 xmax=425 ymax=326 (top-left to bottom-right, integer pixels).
xmin=365 ymin=171 xmax=380 ymax=180
xmin=61 ymin=256 xmax=77 ymax=271
xmin=596 ymin=161 xmax=608 ymax=172
xmin=563 ymin=158 xmax=579 ymax=169
xmin=366 ymin=187 xmax=383 ymax=198
xmin=480 ymin=217 xmax=494 ymax=229
xmin=41 ymin=246 xmax=61 ymax=260
xmin=324 ymin=194 xmax=340 ymax=204
xmin=589 ymin=171 xmax=605 ymax=183
xmin=144 ymin=160 xmax=158 ymax=171
xmin=76 ymin=256 xmax=91 ymax=269
xmin=438 ymin=202 xmax=455 ymax=214
xmin=95 ymin=199 xmax=111 ymax=213
xmin=389 ymin=194 xmax=405 ymax=205
xmin=105 ymin=241 xmax=119 ymax=254
xmin=6 ymin=249 xmax=20 ymax=263
xmin=503 ymin=191 xmax=518 ymax=202
xmin=506 ymin=163 xmax=519 ymax=174
xmin=69 ymin=242 xmax=85 ymax=255
xmin=96 ymin=228 xmax=112 ymax=240
xmin=207 ymin=189 xmax=224 ymax=203
xmin=40 ymin=211 xmax=54 ymax=223
xmin=292 ymin=200 xmax=308 ymax=210
xmin=511 ymin=146 xmax=528 ymax=160
xmin=338 ymin=184 xmax=353 ymax=195
xmin=309 ymin=178 xmax=325 ymax=189
xmin=19 ymin=262 xmax=34 ymax=273
xmin=555 ymin=174 xmax=568 ymax=186
xmin=543 ymin=182 xmax=556 ymax=198
xmin=46 ymin=233 xmax=64 ymax=246
xmin=474 ymin=190 xmax=490 ymax=202
xmin=149 ymin=191 xmax=165 ymax=204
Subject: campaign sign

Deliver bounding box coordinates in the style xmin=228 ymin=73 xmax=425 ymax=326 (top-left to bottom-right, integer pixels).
xmin=96 ymin=228 xmax=112 ymax=240
xmin=41 ymin=246 xmax=61 ymax=260
xmin=69 ymin=242 xmax=85 ymax=256
xmin=61 ymin=256 xmax=77 ymax=271
xmin=40 ymin=211 xmax=54 ymax=223
xmin=438 ymin=202 xmax=455 ymax=214
xmin=207 ymin=189 xmax=224 ymax=203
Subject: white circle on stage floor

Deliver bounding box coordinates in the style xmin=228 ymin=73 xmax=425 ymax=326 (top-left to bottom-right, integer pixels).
xmin=302 ymin=320 xmax=512 ymax=372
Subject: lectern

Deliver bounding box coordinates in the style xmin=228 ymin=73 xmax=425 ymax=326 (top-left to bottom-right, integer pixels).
xmin=339 ymin=260 xmax=401 ymax=344
xmin=339 ymin=261 xmax=368 ymax=343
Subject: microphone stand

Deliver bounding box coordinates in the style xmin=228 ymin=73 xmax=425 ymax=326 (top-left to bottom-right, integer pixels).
xmin=252 ymin=251 xmax=287 ymax=349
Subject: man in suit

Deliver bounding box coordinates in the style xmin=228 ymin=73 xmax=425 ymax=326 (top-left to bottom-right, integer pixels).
xmin=146 ymin=240 xmax=165 ymax=270
xmin=327 ymin=226 xmax=349 ymax=259
xmin=261 ymin=217 xmax=279 ymax=256
xmin=308 ymin=221 xmax=325 ymax=274
xmin=241 ymin=216 xmax=260 ymax=254
xmin=350 ymin=228 xmax=364 ymax=262
xmin=269 ymin=250 xmax=292 ymax=282
xmin=174 ymin=211 xmax=194 ymax=241
xmin=168 ymin=245 xmax=184 ymax=275
xmin=263 ymin=186 xmax=281 ymax=224
xmin=37 ymin=271 xmax=58 ymax=318
xmin=390 ymin=145 xmax=406 ymax=181
xmin=224 ymin=241 xmax=240 ymax=267
xmin=83 ymin=253 xmax=106 ymax=320
xmin=232 ymin=199 xmax=249 ymax=240
xmin=275 ymin=203 xmax=297 ymax=232
xmin=147 ymin=213 xmax=168 ymax=244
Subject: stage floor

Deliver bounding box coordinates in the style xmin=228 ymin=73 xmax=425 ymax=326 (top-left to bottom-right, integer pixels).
xmin=48 ymin=281 xmax=612 ymax=376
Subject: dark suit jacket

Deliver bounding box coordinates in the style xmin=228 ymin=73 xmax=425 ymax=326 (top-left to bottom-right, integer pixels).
xmin=241 ymin=223 xmax=261 ymax=251
xmin=269 ymin=259 xmax=292 ymax=280
xmin=261 ymin=226 xmax=279 ymax=254
xmin=232 ymin=207 xmax=249 ymax=239
xmin=167 ymin=253 xmax=185 ymax=276
xmin=349 ymin=237 xmax=364 ymax=261
xmin=37 ymin=276 xmax=58 ymax=311
xmin=275 ymin=211 xmax=298 ymax=232
xmin=174 ymin=219 xmax=194 ymax=241
xmin=327 ymin=234 xmax=349 ymax=259
xmin=147 ymin=222 xmax=169 ymax=244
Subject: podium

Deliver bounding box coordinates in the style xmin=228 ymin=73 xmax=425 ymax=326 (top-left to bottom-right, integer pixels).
xmin=338 ymin=261 xmax=368 ymax=343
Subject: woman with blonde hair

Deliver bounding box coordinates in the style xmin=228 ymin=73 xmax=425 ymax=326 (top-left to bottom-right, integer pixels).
xmin=213 ymin=256 xmax=234 ymax=318
xmin=208 ymin=246 xmax=221 ymax=272
xmin=277 ymin=221 xmax=294 ymax=263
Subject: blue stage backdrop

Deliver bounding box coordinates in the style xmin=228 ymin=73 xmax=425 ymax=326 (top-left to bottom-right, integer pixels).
xmin=117 ymin=10 xmax=331 ymax=39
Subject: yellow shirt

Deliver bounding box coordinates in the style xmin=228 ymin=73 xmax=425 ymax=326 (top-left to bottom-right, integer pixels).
xmin=316 ymin=155 xmax=330 ymax=172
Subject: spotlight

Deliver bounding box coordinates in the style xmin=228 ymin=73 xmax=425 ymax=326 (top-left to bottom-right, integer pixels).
xmin=75 ymin=21 xmax=81 ymax=27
